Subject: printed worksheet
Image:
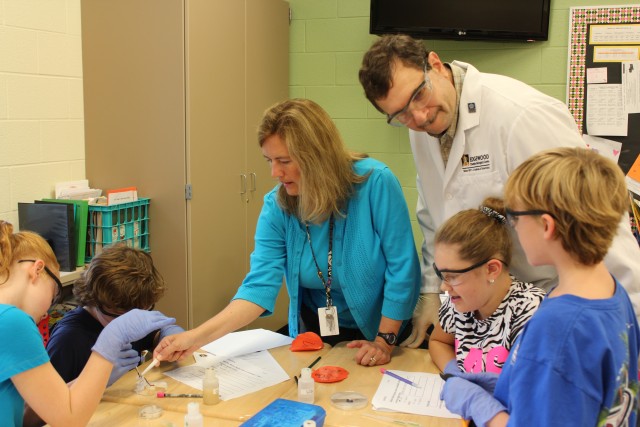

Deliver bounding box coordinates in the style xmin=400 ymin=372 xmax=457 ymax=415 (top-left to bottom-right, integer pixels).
xmin=164 ymin=350 xmax=289 ymax=401
xmin=371 ymin=370 xmax=460 ymax=419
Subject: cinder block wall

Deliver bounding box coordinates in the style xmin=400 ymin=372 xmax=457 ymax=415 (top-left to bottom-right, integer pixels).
xmin=0 ymin=0 xmax=84 ymax=227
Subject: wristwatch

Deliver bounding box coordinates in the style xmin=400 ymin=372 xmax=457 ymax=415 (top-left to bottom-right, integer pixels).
xmin=376 ymin=331 xmax=398 ymax=346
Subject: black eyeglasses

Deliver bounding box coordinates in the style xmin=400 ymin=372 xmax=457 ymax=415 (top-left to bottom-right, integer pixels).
xmin=18 ymin=259 xmax=63 ymax=306
xmin=505 ymin=208 xmax=554 ymax=227
xmin=97 ymin=303 xmax=155 ymax=319
xmin=433 ymin=258 xmax=507 ymax=287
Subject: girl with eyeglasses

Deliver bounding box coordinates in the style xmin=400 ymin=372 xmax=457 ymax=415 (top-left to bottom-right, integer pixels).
xmin=429 ymin=197 xmax=545 ymax=375
xmin=0 ymin=221 xmax=175 ymax=427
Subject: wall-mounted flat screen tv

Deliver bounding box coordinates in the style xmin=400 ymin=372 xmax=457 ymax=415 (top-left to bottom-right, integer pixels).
xmin=370 ymin=0 xmax=551 ymax=42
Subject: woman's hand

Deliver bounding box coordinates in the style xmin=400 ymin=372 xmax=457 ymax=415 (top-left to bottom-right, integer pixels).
xmin=347 ymin=339 xmax=393 ymax=366
xmin=153 ymin=329 xmax=200 ymax=363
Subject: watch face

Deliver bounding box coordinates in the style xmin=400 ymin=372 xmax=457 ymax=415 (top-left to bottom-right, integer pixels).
xmin=378 ymin=332 xmax=397 ymax=345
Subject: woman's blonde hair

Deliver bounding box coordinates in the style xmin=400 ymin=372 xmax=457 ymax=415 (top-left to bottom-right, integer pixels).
xmin=0 ymin=220 xmax=59 ymax=285
xmin=504 ymin=147 xmax=627 ymax=265
xmin=435 ymin=197 xmax=512 ymax=266
xmin=258 ymin=98 xmax=369 ymax=223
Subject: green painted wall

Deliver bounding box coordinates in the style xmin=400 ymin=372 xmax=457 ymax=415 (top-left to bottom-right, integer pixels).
xmin=287 ymin=0 xmax=628 ymax=247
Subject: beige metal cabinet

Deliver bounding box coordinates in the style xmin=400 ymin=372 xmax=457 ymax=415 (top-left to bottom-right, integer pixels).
xmin=81 ymin=0 xmax=289 ymax=329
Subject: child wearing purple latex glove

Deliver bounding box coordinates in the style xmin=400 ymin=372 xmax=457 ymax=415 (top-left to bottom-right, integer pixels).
xmin=0 ymin=221 xmax=176 ymax=427
xmin=24 ymin=245 xmax=184 ymax=427
xmin=46 ymin=244 xmax=185 ymax=387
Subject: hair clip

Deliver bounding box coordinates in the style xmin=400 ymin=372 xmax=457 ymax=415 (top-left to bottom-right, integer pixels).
xmin=480 ymin=206 xmax=507 ymax=225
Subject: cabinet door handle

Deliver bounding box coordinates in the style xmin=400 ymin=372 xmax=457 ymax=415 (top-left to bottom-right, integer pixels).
xmin=249 ymin=172 xmax=257 ymax=193
xmin=240 ymin=174 xmax=247 ymax=195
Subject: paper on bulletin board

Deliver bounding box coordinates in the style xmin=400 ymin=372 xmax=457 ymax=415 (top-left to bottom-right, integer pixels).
xmin=583 ymin=135 xmax=622 ymax=163
xmin=622 ymin=61 xmax=640 ymax=113
xmin=594 ymin=46 xmax=639 ymax=62
xmin=586 ymin=84 xmax=628 ymax=136
xmin=589 ymin=24 xmax=640 ymax=44
xmin=587 ymin=67 xmax=608 ymax=84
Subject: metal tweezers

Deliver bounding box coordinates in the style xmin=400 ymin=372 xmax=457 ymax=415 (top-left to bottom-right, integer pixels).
xmin=135 ymin=350 xmax=152 ymax=386
xmin=135 ymin=365 xmax=152 ymax=386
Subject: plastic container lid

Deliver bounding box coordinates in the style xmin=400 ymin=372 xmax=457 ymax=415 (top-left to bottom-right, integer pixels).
xmin=138 ymin=404 xmax=163 ymax=419
xmin=330 ymin=391 xmax=368 ymax=410
xmin=311 ymin=366 xmax=349 ymax=383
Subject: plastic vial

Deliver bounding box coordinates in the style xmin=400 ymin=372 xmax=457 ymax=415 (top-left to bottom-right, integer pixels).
xmin=297 ymin=367 xmax=315 ymax=404
xmin=202 ymin=367 xmax=220 ymax=405
xmin=183 ymin=402 xmax=203 ymax=427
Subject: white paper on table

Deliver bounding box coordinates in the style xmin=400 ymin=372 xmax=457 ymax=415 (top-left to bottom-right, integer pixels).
xmin=371 ymin=370 xmax=460 ymax=419
xmin=586 ymin=84 xmax=628 ymax=136
xmin=164 ymin=350 xmax=289 ymax=401
xmin=195 ymin=329 xmax=293 ymax=367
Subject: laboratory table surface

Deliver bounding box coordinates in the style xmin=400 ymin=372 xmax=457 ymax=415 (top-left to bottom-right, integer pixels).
xmin=79 ymin=341 xmax=460 ymax=427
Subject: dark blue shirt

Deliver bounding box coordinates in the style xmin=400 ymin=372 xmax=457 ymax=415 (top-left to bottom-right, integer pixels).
xmin=46 ymin=307 xmax=157 ymax=383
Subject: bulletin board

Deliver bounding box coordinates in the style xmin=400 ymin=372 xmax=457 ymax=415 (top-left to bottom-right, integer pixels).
xmin=567 ymin=4 xmax=640 ymax=175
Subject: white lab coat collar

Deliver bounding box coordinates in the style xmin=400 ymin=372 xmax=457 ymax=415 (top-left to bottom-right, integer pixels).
xmin=444 ymin=60 xmax=482 ymax=185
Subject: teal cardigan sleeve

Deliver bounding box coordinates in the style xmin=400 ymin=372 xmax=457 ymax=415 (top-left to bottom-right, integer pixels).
xmin=340 ymin=159 xmax=421 ymax=339
xmin=232 ymin=189 xmax=289 ymax=317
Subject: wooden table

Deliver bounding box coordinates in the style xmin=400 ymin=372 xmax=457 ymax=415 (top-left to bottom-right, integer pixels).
xmin=83 ymin=343 xmax=459 ymax=427
xmin=86 ymin=401 xmax=241 ymax=426
xmin=280 ymin=343 xmax=459 ymax=427
xmin=100 ymin=344 xmax=331 ymax=422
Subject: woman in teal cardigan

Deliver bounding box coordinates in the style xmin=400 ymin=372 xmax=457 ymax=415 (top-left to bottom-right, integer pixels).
xmin=155 ymin=99 xmax=420 ymax=366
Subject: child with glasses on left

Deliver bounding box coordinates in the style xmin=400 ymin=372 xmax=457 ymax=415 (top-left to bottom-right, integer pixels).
xmin=429 ymin=197 xmax=545 ymax=375
xmin=24 ymin=244 xmax=184 ymax=426
xmin=0 ymin=221 xmax=175 ymax=427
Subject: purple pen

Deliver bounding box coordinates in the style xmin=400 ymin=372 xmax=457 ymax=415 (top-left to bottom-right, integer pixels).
xmin=380 ymin=368 xmax=419 ymax=387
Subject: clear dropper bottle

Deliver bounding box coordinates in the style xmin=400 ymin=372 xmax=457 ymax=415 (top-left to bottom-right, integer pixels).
xmin=202 ymin=367 xmax=220 ymax=405
xmin=297 ymin=367 xmax=315 ymax=404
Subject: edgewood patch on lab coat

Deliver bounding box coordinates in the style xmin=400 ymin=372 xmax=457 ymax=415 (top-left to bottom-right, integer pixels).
xmin=461 ymin=152 xmax=491 ymax=173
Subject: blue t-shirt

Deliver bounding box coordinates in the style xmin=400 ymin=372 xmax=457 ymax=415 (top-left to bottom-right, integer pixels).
xmin=494 ymin=280 xmax=639 ymax=426
xmin=0 ymin=305 xmax=49 ymax=427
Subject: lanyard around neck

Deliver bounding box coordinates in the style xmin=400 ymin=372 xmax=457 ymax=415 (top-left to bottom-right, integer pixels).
xmin=305 ymin=214 xmax=335 ymax=308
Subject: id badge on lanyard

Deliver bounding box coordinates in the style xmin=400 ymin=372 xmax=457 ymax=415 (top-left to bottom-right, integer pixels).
xmin=318 ymin=306 xmax=339 ymax=336
xmin=306 ymin=215 xmax=340 ymax=337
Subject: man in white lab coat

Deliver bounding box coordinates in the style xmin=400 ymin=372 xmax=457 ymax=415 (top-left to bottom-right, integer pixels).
xmin=359 ymin=34 xmax=640 ymax=347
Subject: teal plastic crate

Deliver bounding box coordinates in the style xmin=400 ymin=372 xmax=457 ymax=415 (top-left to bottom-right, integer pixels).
xmin=86 ymin=198 xmax=150 ymax=262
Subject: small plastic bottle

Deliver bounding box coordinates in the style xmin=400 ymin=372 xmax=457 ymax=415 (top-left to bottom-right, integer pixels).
xmin=183 ymin=402 xmax=203 ymax=427
xmin=202 ymin=367 xmax=220 ymax=405
xmin=297 ymin=367 xmax=315 ymax=404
